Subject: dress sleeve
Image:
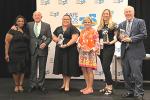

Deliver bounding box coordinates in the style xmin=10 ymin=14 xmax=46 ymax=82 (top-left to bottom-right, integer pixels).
xmin=53 ymin=27 xmax=58 ymax=36
xmin=53 ymin=27 xmax=63 ymax=37
xmin=8 ymin=29 xmax=16 ymax=36
xmin=70 ymin=25 xmax=80 ymax=35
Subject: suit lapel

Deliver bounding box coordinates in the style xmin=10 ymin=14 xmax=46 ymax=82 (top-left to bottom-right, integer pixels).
xmin=121 ymin=21 xmax=126 ymax=32
xmin=123 ymin=21 xmax=127 ymax=31
xmin=30 ymin=22 xmax=36 ymax=37
xmin=39 ymin=22 xmax=44 ymax=36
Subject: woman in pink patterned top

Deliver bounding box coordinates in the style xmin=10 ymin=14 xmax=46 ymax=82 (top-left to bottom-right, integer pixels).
xmin=77 ymin=17 xmax=100 ymax=94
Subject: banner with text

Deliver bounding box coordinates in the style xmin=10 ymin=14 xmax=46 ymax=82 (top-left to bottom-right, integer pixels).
xmin=36 ymin=0 xmax=128 ymax=79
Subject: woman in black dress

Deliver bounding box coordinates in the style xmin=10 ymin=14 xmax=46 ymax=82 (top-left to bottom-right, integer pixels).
xmin=5 ymin=15 xmax=29 ymax=93
xmin=97 ymin=9 xmax=118 ymax=95
xmin=53 ymin=14 xmax=82 ymax=92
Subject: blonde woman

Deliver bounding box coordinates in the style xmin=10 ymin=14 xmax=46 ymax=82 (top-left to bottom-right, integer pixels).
xmin=77 ymin=17 xmax=100 ymax=94
xmin=97 ymin=9 xmax=118 ymax=95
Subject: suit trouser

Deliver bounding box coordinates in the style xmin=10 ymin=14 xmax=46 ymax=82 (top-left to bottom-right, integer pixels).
xmin=121 ymin=52 xmax=144 ymax=96
xmin=98 ymin=45 xmax=115 ymax=85
xmin=30 ymin=51 xmax=47 ymax=88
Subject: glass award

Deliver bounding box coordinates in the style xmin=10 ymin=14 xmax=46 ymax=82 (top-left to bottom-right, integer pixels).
xmin=119 ymin=29 xmax=130 ymax=49
xmin=57 ymin=34 xmax=64 ymax=46
xmin=102 ymin=29 xmax=109 ymax=42
xmin=39 ymin=35 xmax=47 ymax=46
xmin=41 ymin=35 xmax=47 ymax=41
xmin=119 ymin=29 xmax=129 ymax=39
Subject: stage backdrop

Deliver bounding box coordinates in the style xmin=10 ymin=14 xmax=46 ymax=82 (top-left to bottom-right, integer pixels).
xmin=36 ymin=0 xmax=128 ymax=79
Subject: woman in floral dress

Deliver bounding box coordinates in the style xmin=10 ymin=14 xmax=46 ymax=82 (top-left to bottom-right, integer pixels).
xmin=77 ymin=17 xmax=100 ymax=94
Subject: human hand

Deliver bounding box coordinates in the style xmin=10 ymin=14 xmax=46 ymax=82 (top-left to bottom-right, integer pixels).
xmin=60 ymin=44 xmax=68 ymax=48
xmin=5 ymin=54 xmax=9 ymax=62
xmin=77 ymin=43 xmax=81 ymax=49
xmin=83 ymin=49 xmax=91 ymax=53
xmin=39 ymin=43 xmax=46 ymax=49
xmin=103 ymin=41 xmax=110 ymax=45
xmin=121 ymin=37 xmax=132 ymax=43
xmin=11 ymin=25 xmax=17 ymax=30
xmin=119 ymin=34 xmax=129 ymax=41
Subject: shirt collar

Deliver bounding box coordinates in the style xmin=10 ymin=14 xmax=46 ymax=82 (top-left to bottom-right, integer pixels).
xmin=34 ymin=21 xmax=41 ymax=26
xmin=127 ymin=18 xmax=134 ymax=23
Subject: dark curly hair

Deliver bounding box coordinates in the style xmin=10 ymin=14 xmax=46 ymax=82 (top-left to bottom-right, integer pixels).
xmin=14 ymin=15 xmax=28 ymax=33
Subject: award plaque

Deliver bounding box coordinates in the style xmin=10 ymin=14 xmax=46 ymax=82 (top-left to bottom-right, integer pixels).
xmin=119 ymin=29 xmax=129 ymax=39
xmin=119 ymin=29 xmax=130 ymax=49
xmin=39 ymin=34 xmax=47 ymax=46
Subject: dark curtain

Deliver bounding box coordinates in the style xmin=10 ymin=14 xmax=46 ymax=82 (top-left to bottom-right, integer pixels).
xmin=0 ymin=0 xmax=36 ymax=77
xmin=129 ymin=0 xmax=150 ymax=53
xmin=129 ymin=0 xmax=150 ymax=81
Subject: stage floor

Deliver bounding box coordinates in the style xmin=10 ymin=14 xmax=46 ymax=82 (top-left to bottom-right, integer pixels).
xmin=0 ymin=78 xmax=150 ymax=100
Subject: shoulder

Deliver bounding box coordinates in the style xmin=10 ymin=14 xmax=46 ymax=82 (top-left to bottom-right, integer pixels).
xmin=70 ymin=25 xmax=80 ymax=32
xmin=42 ymin=22 xmax=50 ymax=26
xmin=55 ymin=26 xmax=62 ymax=30
xmin=112 ymin=22 xmax=118 ymax=27
xmin=92 ymin=28 xmax=98 ymax=34
xmin=27 ymin=21 xmax=34 ymax=25
xmin=119 ymin=20 xmax=126 ymax=27
xmin=134 ymin=18 xmax=145 ymax=23
xmin=53 ymin=26 xmax=62 ymax=33
xmin=71 ymin=25 xmax=79 ymax=30
xmin=70 ymin=25 xmax=78 ymax=29
xmin=110 ymin=22 xmax=117 ymax=29
xmin=120 ymin=20 xmax=126 ymax=25
xmin=27 ymin=22 xmax=34 ymax=27
xmin=8 ymin=29 xmax=17 ymax=35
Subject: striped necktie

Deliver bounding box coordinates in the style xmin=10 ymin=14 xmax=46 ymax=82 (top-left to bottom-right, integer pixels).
xmin=126 ymin=21 xmax=131 ymax=35
xmin=34 ymin=23 xmax=38 ymax=37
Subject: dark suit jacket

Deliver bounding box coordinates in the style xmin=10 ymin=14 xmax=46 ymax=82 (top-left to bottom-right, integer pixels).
xmin=119 ymin=18 xmax=147 ymax=59
xmin=27 ymin=21 xmax=52 ymax=56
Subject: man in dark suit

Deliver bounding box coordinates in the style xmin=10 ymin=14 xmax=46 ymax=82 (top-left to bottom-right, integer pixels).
xmin=27 ymin=11 xmax=52 ymax=93
xmin=119 ymin=6 xmax=147 ymax=100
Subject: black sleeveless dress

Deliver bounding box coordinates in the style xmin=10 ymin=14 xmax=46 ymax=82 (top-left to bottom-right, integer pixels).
xmin=8 ymin=29 xmax=29 ymax=73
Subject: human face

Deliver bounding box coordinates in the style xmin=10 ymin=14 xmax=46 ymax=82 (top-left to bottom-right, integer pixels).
xmin=62 ymin=16 xmax=71 ymax=26
xmin=84 ymin=18 xmax=92 ymax=29
xmin=16 ymin=18 xmax=24 ymax=28
xmin=124 ymin=7 xmax=134 ymax=21
xmin=33 ymin=11 xmax=42 ymax=23
xmin=102 ymin=10 xmax=110 ymax=22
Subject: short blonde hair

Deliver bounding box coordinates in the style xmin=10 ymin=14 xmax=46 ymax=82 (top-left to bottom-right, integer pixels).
xmin=83 ymin=17 xmax=92 ymax=23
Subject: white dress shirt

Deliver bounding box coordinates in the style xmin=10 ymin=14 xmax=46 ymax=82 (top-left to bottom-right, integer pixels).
xmin=34 ymin=21 xmax=41 ymax=37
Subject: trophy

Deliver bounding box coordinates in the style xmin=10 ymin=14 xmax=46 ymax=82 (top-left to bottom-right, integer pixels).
xmin=119 ymin=29 xmax=129 ymax=40
xmin=57 ymin=34 xmax=64 ymax=46
xmin=41 ymin=35 xmax=47 ymax=41
xmin=119 ymin=29 xmax=130 ymax=49
xmin=39 ymin=35 xmax=47 ymax=46
xmin=102 ymin=29 xmax=109 ymax=42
